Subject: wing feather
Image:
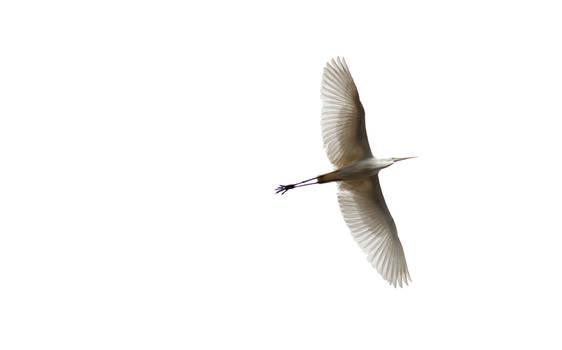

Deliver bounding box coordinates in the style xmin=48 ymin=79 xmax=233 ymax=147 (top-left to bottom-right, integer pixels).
xmin=321 ymin=57 xmax=372 ymax=168
xmin=337 ymin=176 xmax=411 ymax=287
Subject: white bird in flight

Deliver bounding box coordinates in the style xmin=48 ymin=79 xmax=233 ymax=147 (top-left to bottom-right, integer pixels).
xmin=276 ymin=57 xmax=415 ymax=287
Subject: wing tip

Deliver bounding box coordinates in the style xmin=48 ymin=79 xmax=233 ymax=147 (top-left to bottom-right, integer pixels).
xmin=388 ymin=267 xmax=412 ymax=288
xmin=325 ymin=56 xmax=347 ymax=69
xmin=370 ymin=241 xmax=412 ymax=288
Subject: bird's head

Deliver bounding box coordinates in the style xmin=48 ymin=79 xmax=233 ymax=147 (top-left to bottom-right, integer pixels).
xmin=391 ymin=156 xmax=417 ymax=163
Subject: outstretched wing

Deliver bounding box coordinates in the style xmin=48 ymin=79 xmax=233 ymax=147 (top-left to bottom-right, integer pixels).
xmin=321 ymin=57 xmax=372 ymax=168
xmin=337 ymin=176 xmax=411 ymax=287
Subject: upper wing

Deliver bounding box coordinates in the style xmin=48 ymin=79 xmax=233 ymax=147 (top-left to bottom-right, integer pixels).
xmin=337 ymin=176 xmax=411 ymax=287
xmin=321 ymin=57 xmax=372 ymax=168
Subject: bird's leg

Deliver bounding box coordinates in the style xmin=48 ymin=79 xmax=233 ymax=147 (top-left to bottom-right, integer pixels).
xmin=275 ymin=176 xmax=318 ymax=195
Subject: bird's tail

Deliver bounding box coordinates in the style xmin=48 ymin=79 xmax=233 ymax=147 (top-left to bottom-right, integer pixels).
xmin=316 ymin=169 xmax=341 ymax=183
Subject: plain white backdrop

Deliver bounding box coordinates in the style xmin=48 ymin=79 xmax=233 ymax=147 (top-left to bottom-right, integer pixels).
xmin=1 ymin=0 xmax=562 ymax=349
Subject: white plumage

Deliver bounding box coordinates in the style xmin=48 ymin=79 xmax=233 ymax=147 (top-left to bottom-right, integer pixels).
xmin=338 ymin=178 xmax=410 ymax=287
xmin=321 ymin=57 xmax=372 ymax=167
xmin=277 ymin=57 xmax=414 ymax=287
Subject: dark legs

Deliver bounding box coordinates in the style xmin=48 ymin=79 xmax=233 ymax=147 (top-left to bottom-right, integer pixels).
xmin=275 ymin=176 xmax=319 ymax=195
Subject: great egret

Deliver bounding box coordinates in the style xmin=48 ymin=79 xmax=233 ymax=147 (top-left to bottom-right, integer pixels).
xmin=276 ymin=57 xmax=415 ymax=287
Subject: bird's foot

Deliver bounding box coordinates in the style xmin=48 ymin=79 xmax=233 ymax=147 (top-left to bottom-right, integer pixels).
xmin=275 ymin=184 xmax=294 ymax=195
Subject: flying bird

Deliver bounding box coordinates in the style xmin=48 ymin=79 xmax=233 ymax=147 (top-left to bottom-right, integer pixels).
xmin=276 ymin=57 xmax=415 ymax=287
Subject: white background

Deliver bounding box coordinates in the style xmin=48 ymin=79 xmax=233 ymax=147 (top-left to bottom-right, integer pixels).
xmin=1 ymin=1 xmax=562 ymax=349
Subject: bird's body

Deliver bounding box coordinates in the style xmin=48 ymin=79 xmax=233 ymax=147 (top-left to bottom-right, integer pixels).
xmin=277 ymin=57 xmax=414 ymax=287
xmin=318 ymin=157 xmax=393 ymax=183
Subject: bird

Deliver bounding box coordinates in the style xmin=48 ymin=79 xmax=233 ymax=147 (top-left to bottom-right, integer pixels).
xmin=276 ymin=57 xmax=415 ymax=287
